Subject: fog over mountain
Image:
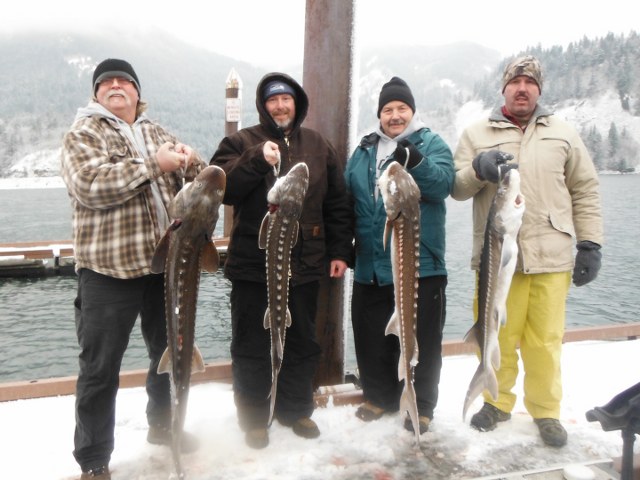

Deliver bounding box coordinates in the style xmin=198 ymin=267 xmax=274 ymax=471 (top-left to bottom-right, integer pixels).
xmin=1 ymin=29 xmax=639 ymax=177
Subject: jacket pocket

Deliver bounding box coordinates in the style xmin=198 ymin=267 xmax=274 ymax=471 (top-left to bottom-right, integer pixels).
xmin=549 ymin=210 xmax=575 ymax=238
xmin=296 ymin=223 xmax=326 ymax=271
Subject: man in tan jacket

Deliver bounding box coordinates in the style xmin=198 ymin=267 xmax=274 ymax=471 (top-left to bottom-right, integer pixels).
xmin=452 ymin=55 xmax=603 ymax=447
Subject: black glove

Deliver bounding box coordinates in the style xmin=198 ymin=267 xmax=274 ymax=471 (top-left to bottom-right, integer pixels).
xmin=394 ymin=139 xmax=423 ymax=169
xmin=572 ymin=241 xmax=602 ymax=286
xmin=472 ymin=150 xmax=516 ymax=183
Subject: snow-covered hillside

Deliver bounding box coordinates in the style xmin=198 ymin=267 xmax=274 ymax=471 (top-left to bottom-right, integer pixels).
xmin=14 ymin=89 xmax=637 ymax=179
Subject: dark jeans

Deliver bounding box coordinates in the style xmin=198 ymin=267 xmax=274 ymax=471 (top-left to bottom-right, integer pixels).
xmin=73 ymin=269 xmax=171 ymax=471
xmin=229 ymin=279 xmax=321 ymax=431
xmin=351 ymin=275 xmax=447 ymax=419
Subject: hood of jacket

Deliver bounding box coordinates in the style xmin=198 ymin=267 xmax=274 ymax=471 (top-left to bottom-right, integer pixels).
xmin=255 ymin=72 xmax=309 ymax=139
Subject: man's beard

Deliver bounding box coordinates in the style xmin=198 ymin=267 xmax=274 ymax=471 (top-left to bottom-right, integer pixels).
xmin=274 ymin=117 xmax=293 ymax=131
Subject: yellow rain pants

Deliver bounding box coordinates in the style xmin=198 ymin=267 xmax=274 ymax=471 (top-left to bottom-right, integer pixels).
xmin=474 ymin=271 xmax=571 ymax=419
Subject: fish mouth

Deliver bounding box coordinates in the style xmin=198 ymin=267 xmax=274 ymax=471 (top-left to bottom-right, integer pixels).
xmin=515 ymin=194 xmax=524 ymax=207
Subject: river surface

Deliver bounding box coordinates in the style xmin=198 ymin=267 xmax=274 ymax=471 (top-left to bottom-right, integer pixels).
xmin=0 ymin=175 xmax=638 ymax=382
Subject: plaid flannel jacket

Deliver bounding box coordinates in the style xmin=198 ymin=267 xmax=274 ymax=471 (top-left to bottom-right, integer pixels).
xmin=61 ymin=107 xmax=202 ymax=279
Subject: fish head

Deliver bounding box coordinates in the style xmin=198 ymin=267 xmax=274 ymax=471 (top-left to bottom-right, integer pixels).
xmin=494 ymin=167 xmax=525 ymax=230
xmin=267 ymin=162 xmax=309 ymax=218
xmin=377 ymin=161 xmax=421 ymax=221
xmin=169 ymin=166 xmax=226 ymax=230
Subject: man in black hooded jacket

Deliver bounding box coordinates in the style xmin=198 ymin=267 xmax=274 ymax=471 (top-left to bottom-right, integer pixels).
xmin=210 ymin=72 xmax=352 ymax=449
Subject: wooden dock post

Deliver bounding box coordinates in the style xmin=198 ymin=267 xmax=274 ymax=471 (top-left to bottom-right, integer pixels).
xmin=303 ymin=0 xmax=356 ymax=387
xmin=223 ymin=68 xmax=242 ymax=237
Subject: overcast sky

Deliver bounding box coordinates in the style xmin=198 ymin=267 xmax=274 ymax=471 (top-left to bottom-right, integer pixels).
xmin=2 ymin=0 xmax=637 ymax=68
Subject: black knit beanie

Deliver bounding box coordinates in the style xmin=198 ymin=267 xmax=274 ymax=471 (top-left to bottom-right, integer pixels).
xmin=92 ymin=58 xmax=141 ymax=95
xmin=377 ymin=76 xmax=415 ymax=117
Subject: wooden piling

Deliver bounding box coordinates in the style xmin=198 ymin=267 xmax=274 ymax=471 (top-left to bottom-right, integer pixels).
xmin=223 ymin=68 xmax=242 ymax=237
xmin=302 ymin=0 xmax=356 ymax=387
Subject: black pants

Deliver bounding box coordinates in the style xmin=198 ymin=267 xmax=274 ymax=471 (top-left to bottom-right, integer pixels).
xmin=229 ymin=279 xmax=321 ymax=431
xmin=351 ymin=275 xmax=447 ymax=419
xmin=73 ymin=269 xmax=171 ymax=471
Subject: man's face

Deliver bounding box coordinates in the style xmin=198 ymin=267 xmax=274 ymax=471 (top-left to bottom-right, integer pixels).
xmin=379 ymin=101 xmax=413 ymax=138
xmin=96 ymin=76 xmax=139 ymax=122
xmin=265 ymin=93 xmax=296 ymax=132
xmin=503 ymin=75 xmax=540 ymax=123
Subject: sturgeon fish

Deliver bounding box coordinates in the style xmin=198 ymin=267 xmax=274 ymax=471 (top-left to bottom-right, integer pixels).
xmin=462 ymin=166 xmax=525 ymax=420
xmin=151 ymin=165 xmax=226 ymax=479
xmin=258 ymin=162 xmax=309 ymax=425
xmin=378 ymin=161 xmax=422 ymax=443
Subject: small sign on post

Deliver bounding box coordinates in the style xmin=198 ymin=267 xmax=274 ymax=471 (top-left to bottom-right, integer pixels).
xmin=225 ymin=98 xmax=241 ymax=123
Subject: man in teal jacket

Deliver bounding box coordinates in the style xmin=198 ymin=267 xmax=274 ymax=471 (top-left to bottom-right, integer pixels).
xmin=344 ymin=77 xmax=454 ymax=434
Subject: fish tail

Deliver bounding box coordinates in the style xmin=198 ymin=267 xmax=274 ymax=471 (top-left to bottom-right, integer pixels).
xmin=488 ymin=330 xmax=501 ymax=371
xmin=276 ymin=329 xmax=284 ymax=361
xmin=192 ymin=343 xmax=206 ymax=374
xmin=462 ymin=363 xmax=499 ymax=420
xmin=462 ymin=321 xmax=481 ymax=348
xmin=462 ymin=365 xmax=484 ymax=420
xmin=384 ymin=312 xmax=400 ymax=337
xmin=401 ymin=384 xmax=420 ymax=444
xmin=157 ymin=347 xmax=171 ymax=375
xmin=171 ymin=432 xmax=184 ymax=479
xmin=263 ymin=309 xmax=270 ymax=329
xmin=285 ymin=308 xmax=292 ymax=328
xmin=268 ymin=380 xmax=277 ymax=426
xmin=410 ymin=337 xmax=419 ymax=367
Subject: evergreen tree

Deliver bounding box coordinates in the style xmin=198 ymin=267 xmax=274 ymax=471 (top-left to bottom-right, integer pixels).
xmin=607 ymin=122 xmax=620 ymax=171
xmin=582 ymin=125 xmax=605 ymax=170
xmin=617 ymin=127 xmax=640 ymax=172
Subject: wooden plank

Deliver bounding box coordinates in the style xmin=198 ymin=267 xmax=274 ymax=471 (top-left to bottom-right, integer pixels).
xmin=0 ymin=361 xmax=233 ymax=402
xmin=0 ymin=238 xmax=228 ymax=260
xmin=2 ymin=322 xmax=639 ymax=403
xmin=444 ymin=322 xmax=640 ymax=358
xmin=0 ymin=240 xmax=74 ymax=260
xmin=563 ymin=322 xmax=640 ymax=342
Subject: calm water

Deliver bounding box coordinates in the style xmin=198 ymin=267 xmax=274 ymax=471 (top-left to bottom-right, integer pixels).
xmin=0 ymin=175 xmax=638 ymax=381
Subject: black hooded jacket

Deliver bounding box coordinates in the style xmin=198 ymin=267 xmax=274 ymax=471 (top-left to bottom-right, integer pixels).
xmin=210 ymin=72 xmax=352 ymax=285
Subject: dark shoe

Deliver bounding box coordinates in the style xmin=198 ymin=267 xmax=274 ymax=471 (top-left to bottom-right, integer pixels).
xmin=245 ymin=428 xmax=269 ymax=449
xmin=80 ymin=465 xmax=110 ymax=479
xmin=355 ymin=401 xmax=386 ymax=422
xmin=280 ymin=417 xmax=320 ymax=439
xmin=470 ymin=403 xmax=511 ymax=432
xmin=404 ymin=414 xmax=431 ymax=434
xmin=534 ymin=418 xmax=567 ymax=447
xmin=147 ymin=425 xmax=200 ymax=453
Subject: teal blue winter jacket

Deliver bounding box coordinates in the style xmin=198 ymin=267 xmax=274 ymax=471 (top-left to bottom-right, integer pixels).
xmin=344 ymin=128 xmax=454 ymax=286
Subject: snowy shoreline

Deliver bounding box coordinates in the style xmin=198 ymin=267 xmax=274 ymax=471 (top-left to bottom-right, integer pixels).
xmin=0 ymin=176 xmax=66 ymax=190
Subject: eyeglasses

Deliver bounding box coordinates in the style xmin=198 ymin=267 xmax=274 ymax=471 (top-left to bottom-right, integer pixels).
xmin=99 ymin=77 xmax=133 ymax=87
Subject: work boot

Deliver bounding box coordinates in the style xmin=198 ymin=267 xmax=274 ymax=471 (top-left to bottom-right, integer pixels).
xmin=147 ymin=425 xmax=200 ymax=453
xmin=292 ymin=417 xmax=321 ymax=439
xmin=534 ymin=418 xmax=568 ymax=447
xmin=277 ymin=415 xmax=321 ymax=438
xmin=355 ymin=401 xmax=386 ymax=422
xmin=470 ymin=403 xmax=511 ymax=431
xmin=79 ymin=465 xmax=110 ymax=479
xmin=245 ymin=428 xmax=269 ymax=449
xmin=403 ymin=414 xmax=431 ymax=434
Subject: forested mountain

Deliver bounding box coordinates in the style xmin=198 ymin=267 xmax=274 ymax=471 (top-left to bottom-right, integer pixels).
xmin=0 ymin=29 xmax=264 ymax=175
xmin=0 ymin=29 xmax=638 ymax=176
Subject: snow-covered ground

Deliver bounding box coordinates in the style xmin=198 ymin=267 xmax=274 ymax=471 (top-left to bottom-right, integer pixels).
xmin=2 ymin=339 xmax=639 ymax=479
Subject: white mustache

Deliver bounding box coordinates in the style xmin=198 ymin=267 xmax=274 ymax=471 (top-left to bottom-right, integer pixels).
xmin=106 ymin=89 xmax=131 ymax=102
